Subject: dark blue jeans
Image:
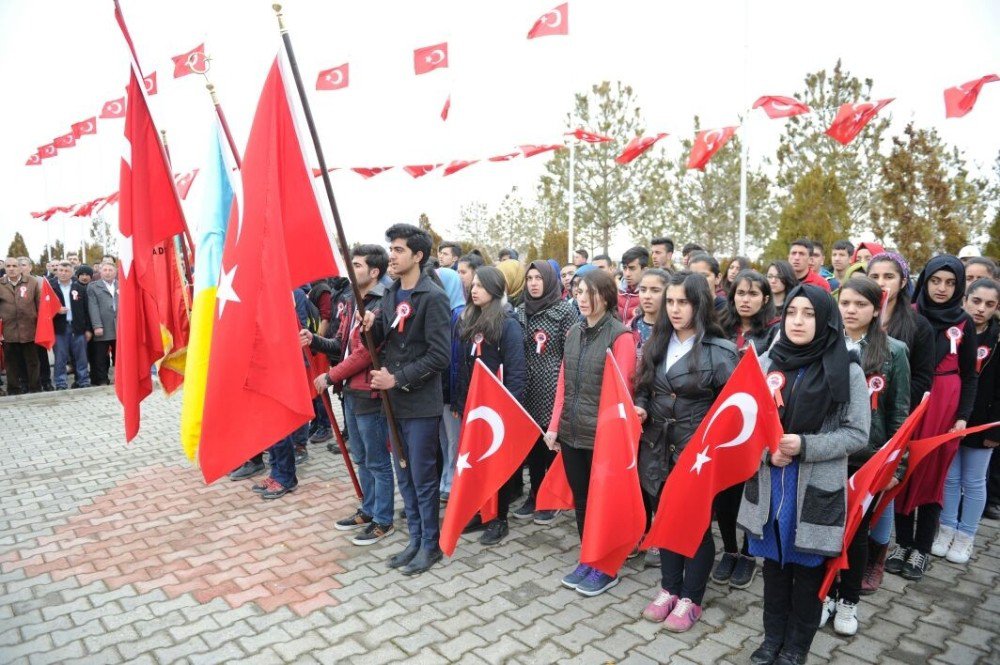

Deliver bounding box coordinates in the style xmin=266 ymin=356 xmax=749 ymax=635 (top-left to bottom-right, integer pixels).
xmin=344 ymin=395 xmax=394 ymax=525
xmin=54 ymin=330 xmax=90 ymax=388
xmin=392 ymin=416 xmax=441 ymax=551
xmin=312 ymin=395 xmax=331 ymax=430
xmin=269 ymin=423 xmax=307 ymax=488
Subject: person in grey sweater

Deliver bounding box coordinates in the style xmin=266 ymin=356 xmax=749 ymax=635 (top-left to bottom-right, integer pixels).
xmin=738 ymin=284 xmax=870 ymax=665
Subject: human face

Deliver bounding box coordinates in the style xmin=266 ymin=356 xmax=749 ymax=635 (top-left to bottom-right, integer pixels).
xmin=638 ymin=274 xmax=666 ymax=317
xmin=437 ymin=246 xmax=458 ymax=268
xmin=831 ymin=249 xmax=851 ymax=273
xmin=19 ymin=260 xmax=32 ymax=278
xmin=810 ymin=247 xmax=825 ymax=272
xmin=77 ymin=272 xmax=91 ymax=285
xmin=867 ymin=261 xmax=903 ymax=304
xmin=651 ymin=244 xmax=671 ymax=269
xmin=734 ymin=278 xmax=766 ymax=320
xmin=351 ymin=256 xmax=375 ymax=289
xmin=965 ymin=286 xmax=1000 ymax=329
xmin=665 ymin=284 xmax=694 ymax=331
xmin=689 ymin=261 xmax=717 ymax=292
xmin=622 ymin=259 xmax=643 ymax=288
xmin=470 ymin=275 xmax=493 ymax=307
xmin=855 ymin=248 xmax=873 ymax=265
xmin=926 ymin=269 xmax=957 ymax=304
xmin=576 ymin=281 xmax=605 ymax=318
xmin=457 ymin=261 xmax=475 ymax=292
xmin=388 ymin=238 xmax=420 ymax=278
xmin=68 ymin=254 xmax=80 ymax=267
xmin=838 ymin=288 xmax=875 ymax=336
xmin=726 ymin=260 xmax=742 ymax=284
xmin=965 ymin=262 xmax=992 ymax=286
xmin=766 ymin=268 xmax=785 ymax=296
xmin=573 ymin=252 xmax=587 ymax=267
xmin=784 ymin=296 xmax=817 ymax=346
xmin=592 ymin=258 xmax=613 ymax=275
xmin=100 ymin=263 xmax=117 ymax=282
xmin=4 ymin=258 xmax=19 ymax=280
xmin=788 ymin=245 xmax=810 ymax=277
xmin=526 ymin=268 xmax=545 ymax=299
xmin=560 ymin=266 xmax=575 ymax=291
xmin=57 ymin=264 xmax=73 ymax=283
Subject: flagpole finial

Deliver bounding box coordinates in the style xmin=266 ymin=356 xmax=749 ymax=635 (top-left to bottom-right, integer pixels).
xmin=206 ymin=82 xmax=220 ymax=106
xmin=272 ymin=4 xmax=287 ymax=33
xmin=160 ymin=130 xmax=168 ymax=147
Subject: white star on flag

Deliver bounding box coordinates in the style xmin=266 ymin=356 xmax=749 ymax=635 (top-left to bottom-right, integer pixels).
xmin=455 ymin=452 xmax=472 ymax=476
xmin=691 ymin=445 xmax=712 ymax=475
xmin=216 ymin=264 xmax=240 ymax=317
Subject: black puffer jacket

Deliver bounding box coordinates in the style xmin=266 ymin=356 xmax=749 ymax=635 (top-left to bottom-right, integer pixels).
xmin=966 ymin=319 xmax=1000 ymax=448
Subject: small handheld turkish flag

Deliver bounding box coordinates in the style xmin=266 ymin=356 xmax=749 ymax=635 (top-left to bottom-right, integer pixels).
xmin=615 ymin=133 xmax=668 ymax=165
xmin=100 ymin=97 xmax=126 ymax=119
xmin=527 ymin=3 xmax=569 ymax=39
xmin=414 ymin=42 xmax=448 ymax=75
xmin=752 ymin=95 xmax=811 ymax=119
xmin=944 ymin=74 xmax=999 ymax=118
xmin=687 ymin=126 xmax=737 ymax=170
xmin=171 ymin=43 xmax=206 ymax=78
xmin=645 ymin=348 xmax=782 ymax=558
xmin=580 ymin=350 xmax=645 ymax=576
xmin=825 ymin=99 xmax=893 ymax=145
xmin=316 ymin=63 xmax=349 ymax=91
xmin=439 ymin=359 xmax=541 ymax=556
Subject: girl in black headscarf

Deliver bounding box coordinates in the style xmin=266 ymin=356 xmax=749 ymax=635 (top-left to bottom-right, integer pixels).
xmin=888 ymin=255 xmax=978 ymax=582
xmin=738 ymin=284 xmax=870 ymax=665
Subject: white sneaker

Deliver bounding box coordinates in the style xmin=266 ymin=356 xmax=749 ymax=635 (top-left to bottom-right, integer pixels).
xmin=946 ymin=532 xmax=974 ymax=564
xmin=833 ymin=599 xmax=858 ymax=636
xmin=931 ymin=525 xmax=956 ymax=557
xmin=819 ymin=596 xmax=836 ymax=628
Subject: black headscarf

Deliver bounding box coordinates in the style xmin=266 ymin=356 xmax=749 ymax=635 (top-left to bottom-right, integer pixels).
xmin=768 ymin=284 xmax=851 ymax=434
xmin=914 ymin=255 xmax=969 ymax=363
xmin=524 ymin=260 xmax=563 ymax=317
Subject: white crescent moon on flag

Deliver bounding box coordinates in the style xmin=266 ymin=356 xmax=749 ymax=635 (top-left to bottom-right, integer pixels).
xmin=468 ymin=406 xmax=505 ymax=462
xmin=110 ymin=101 xmax=122 ymax=115
xmin=771 ymin=101 xmax=794 ymax=111
xmin=427 ymin=49 xmax=445 ymax=65
xmin=704 ymin=392 xmax=758 ymax=450
xmin=704 ymin=129 xmax=725 ymax=150
xmin=544 ymin=9 xmax=562 ymax=28
xmin=83 ymin=121 xmax=93 ymax=132
xmin=144 ymin=76 xmax=154 ymax=93
xmin=330 ymin=69 xmax=343 ymax=85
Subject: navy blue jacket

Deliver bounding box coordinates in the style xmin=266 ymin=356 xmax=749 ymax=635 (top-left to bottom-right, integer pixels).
xmin=453 ymin=313 xmax=526 ymax=416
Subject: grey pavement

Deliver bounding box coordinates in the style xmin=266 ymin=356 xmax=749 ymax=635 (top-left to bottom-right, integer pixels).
xmin=1 ymin=386 xmax=998 ymax=664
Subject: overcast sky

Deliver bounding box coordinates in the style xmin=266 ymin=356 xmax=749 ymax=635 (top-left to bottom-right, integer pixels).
xmin=2 ymin=0 xmax=998 ymax=261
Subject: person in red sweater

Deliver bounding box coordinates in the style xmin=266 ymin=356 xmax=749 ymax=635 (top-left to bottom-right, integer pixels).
xmin=788 ymin=238 xmax=831 ymax=293
xmin=617 ymin=246 xmax=648 ymax=326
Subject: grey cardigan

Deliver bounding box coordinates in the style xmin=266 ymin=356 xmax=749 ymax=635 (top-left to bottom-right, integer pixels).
xmin=737 ymin=354 xmax=871 ymax=557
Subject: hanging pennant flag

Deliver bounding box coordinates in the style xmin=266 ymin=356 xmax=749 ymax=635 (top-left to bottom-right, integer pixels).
xmin=142 ymin=72 xmax=158 ymax=95
xmin=38 ymin=144 xmax=58 ymax=159
xmin=443 ymin=159 xmax=477 ymax=176
xmin=100 ymin=97 xmax=126 ymax=119
xmin=520 ymin=144 xmax=563 ymax=158
xmin=403 ymin=164 xmax=439 ymax=178
xmin=414 ymin=42 xmax=449 ymax=75
xmin=752 ymin=95 xmax=811 ymax=119
xmin=441 ymin=94 xmax=451 ymax=121
xmin=351 ymin=167 xmax=393 ymax=179
xmin=824 ymin=99 xmax=894 ymax=145
xmin=567 ymin=127 xmax=613 ymax=143
xmin=54 ymin=133 xmax=77 ymax=149
xmin=171 ymin=43 xmax=207 ymax=78
xmin=489 ymin=151 xmax=520 ymax=162
xmin=687 ymin=126 xmax=737 ymax=170
xmin=25 ymin=154 xmax=42 ymax=166
xmin=316 ymin=63 xmax=349 ymax=90
xmin=71 ymin=117 xmax=97 ymax=139
xmin=528 ymin=3 xmax=569 ymax=39
xmin=615 ymin=132 xmax=667 ymax=165
xmin=944 ymin=74 xmax=999 ymax=118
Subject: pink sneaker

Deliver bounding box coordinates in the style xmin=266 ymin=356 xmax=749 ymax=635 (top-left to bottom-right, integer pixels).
xmin=641 ymin=588 xmax=678 ymax=622
xmin=663 ymin=597 xmax=702 ymax=632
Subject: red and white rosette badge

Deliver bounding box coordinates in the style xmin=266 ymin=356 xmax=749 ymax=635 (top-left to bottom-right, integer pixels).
xmin=534 ymin=330 xmax=548 ymax=355
xmin=867 ymin=374 xmax=886 ymax=410
xmin=766 ymin=371 xmax=786 ymax=408
xmin=977 ymin=346 xmax=990 ymax=373
xmin=336 ymin=301 xmax=346 ymax=318
xmin=391 ymin=301 xmax=412 ymax=333
xmin=471 ymin=333 xmax=485 ymax=357
xmin=18 ymin=286 xmax=26 ymax=299
xmin=946 ymin=326 xmax=962 ymax=355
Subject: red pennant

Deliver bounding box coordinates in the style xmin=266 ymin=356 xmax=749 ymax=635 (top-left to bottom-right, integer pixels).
xmin=824 ymin=99 xmax=894 ymax=145
xmin=25 ymin=154 xmax=41 ymax=166
xmin=100 ymin=97 xmax=126 ymax=119
xmin=54 ymin=133 xmax=77 ymax=149
xmin=752 ymin=95 xmax=810 ymax=119
xmin=489 ymin=152 xmax=521 ymax=162
xmin=71 ymin=117 xmax=97 ymax=138
xmin=414 ymin=42 xmax=448 ymax=75
xmin=527 ymin=3 xmax=569 ymax=39
xmin=687 ymin=126 xmax=737 ymax=170
xmin=403 ymin=164 xmax=438 ymax=178
xmin=441 ymin=95 xmax=451 ymax=121
xmin=567 ymin=127 xmax=613 ymax=143
xmin=443 ymin=160 xmax=477 ymax=176
xmin=37 ymin=144 xmax=58 ymax=159
xmin=143 ymin=71 xmax=158 ymax=95
xmin=171 ymin=44 xmax=207 ymax=78
xmin=520 ymin=144 xmax=563 ymax=158
xmin=351 ymin=167 xmax=392 ymax=179
xmin=944 ymin=74 xmax=999 ymax=118
xmin=316 ymin=63 xmax=349 ymax=91
xmin=615 ymin=133 xmax=667 ymax=165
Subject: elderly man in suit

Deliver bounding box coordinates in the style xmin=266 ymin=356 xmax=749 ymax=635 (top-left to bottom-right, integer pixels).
xmin=87 ymin=262 xmax=119 ymax=386
xmin=0 ymin=256 xmax=41 ymax=393
xmin=52 ymin=261 xmax=92 ymax=389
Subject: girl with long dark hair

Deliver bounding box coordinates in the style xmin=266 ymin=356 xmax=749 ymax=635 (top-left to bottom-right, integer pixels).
xmin=888 ymin=256 xmax=978 ymax=582
xmin=766 ymin=261 xmax=797 ymax=311
xmin=635 ymin=272 xmax=739 ymax=632
xmin=820 ymin=277 xmax=910 ymax=636
xmin=721 ymin=256 xmax=753 ymax=294
xmin=452 ymin=267 xmax=527 ymax=546
xmin=633 ymin=268 xmax=669 ymax=353
xmin=738 ymin=284 xmax=870 ymax=665
xmin=544 ymin=270 xmax=637 ymax=597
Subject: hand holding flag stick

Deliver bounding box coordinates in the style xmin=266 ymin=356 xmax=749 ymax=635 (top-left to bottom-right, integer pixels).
xmin=272 ymin=3 xmax=407 ymax=467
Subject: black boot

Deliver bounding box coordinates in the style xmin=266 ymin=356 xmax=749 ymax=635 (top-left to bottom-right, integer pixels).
xmin=751 ymin=608 xmax=787 ymax=665
xmin=387 ymin=543 xmax=420 ymax=569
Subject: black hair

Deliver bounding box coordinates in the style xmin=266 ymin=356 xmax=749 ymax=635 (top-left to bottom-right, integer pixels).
xmin=967 ymin=277 xmax=1000 ymax=299
xmin=458 ymin=253 xmax=484 ymax=271
xmin=621 ymin=246 xmax=650 ymax=269
xmin=766 ymin=260 xmax=797 ymax=298
xmin=966 ymin=257 xmax=999 ymax=279
xmin=592 ymin=253 xmax=613 ymax=265
xmin=867 ymin=255 xmax=918 ymax=348
xmin=688 ymin=252 xmax=720 ymax=276
xmin=385 ymin=223 xmax=432 ymax=267
xmin=438 ymin=241 xmax=463 ymax=257
xmin=811 ymin=239 xmax=825 ymax=253
xmin=722 ymin=269 xmax=775 ymax=338
xmin=651 ymin=237 xmax=675 ymax=253
xmin=574 ymin=248 xmax=589 ymax=260
xmin=790 ymin=238 xmax=814 ymax=254
xmin=636 ymin=271 xmax=724 ymax=394
xmin=352 ymin=244 xmax=388 ymax=279
xmin=838 ymin=277 xmax=890 ymax=377
xmin=75 ymin=265 xmax=94 ymax=278
xmin=459 ymin=266 xmax=508 ymax=345
xmin=578 ymin=269 xmax=619 ymax=318
xmin=498 ymin=248 xmax=519 ymax=261
xmin=721 ymin=256 xmax=753 ymax=293
xmin=682 ymin=243 xmax=704 ymax=257
xmin=832 ymin=239 xmax=855 ymax=255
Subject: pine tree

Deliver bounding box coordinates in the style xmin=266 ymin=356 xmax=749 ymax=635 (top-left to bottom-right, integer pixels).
xmin=766 ymin=167 xmax=851 ymax=261
xmin=6 ymin=232 xmax=29 ymax=259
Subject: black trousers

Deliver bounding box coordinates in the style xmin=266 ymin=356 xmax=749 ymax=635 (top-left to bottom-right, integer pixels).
xmin=895 ymin=503 xmax=942 ymax=554
xmin=986 ymin=451 xmax=1000 ymax=508
xmin=3 ymin=342 xmax=40 ymax=394
xmin=762 ymin=558 xmax=825 ymax=656
xmin=830 ymin=505 xmax=874 ymax=603
xmin=562 ymin=445 xmax=594 ymax=539
xmin=90 ymin=339 xmax=116 ymax=385
xmin=714 ymin=481 xmax=750 ymax=555
xmin=660 ymin=527 xmax=715 ymax=604
xmin=36 ymin=344 xmax=51 ymax=387
xmin=496 ymin=471 xmax=524 ymax=521
xmin=525 ymin=436 xmax=556 ymax=499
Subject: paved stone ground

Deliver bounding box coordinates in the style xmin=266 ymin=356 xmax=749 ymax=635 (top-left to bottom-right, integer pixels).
xmin=1 ymin=386 xmax=998 ymax=664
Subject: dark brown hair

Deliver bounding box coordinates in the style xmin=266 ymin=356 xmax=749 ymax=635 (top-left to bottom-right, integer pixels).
xmin=579 ymin=269 xmax=619 ymax=319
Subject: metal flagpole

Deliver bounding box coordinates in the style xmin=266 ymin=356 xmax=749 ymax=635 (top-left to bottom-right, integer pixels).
xmin=272 ymin=3 xmax=408 ymax=468
xmin=568 ymin=137 xmax=576 ymax=264
xmin=737 ymin=0 xmax=750 ymax=256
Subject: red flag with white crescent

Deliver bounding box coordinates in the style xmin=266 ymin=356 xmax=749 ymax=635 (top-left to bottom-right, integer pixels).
xmin=71 ymin=117 xmax=97 ymax=139
xmin=100 ymin=97 xmax=126 ymax=119
xmin=38 ymin=144 xmax=58 ymax=159
xmin=34 ymin=279 xmax=61 ymax=351
xmin=414 ymin=42 xmax=448 ymax=75
xmin=944 ymin=74 xmax=999 ymax=118
xmin=25 ymin=154 xmax=41 ymax=166
xmin=824 ymin=99 xmax=894 ymax=145
xmin=316 ymin=63 xmax=349 ymax=91
xmin=687 ymin=126 xmax=737 ymax=170
xmin=351 ymin=167 xmax=392 ymax=179
xmin=615 ymin=133 xmax=668 ymax=165
xmin=752 ymin=95 xmax=810 ymax=119
xmin=171 ymin=43 xmax=206 ymax=78
xmin=527 ymin=3 xmax=568 ymax=39
xmin=443 ymin=160 xmax=477 ymax=176
xmin=403 ymin=164 xmax=438 ymax=178
xmin=535 ymin=451 xmax=575 ymax=510
xmin=143 ymin=71 xmax=158 ymax=95
xmin=567 ymin=127 xmax=613 ymax=143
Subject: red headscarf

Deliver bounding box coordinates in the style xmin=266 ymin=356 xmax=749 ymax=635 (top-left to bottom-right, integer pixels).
xmin=851 ymin=242 xmax=885 ymax=263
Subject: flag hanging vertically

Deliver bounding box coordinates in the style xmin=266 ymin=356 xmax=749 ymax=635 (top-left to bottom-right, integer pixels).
xmin=198 ymin=51 xmax=341 ymax=483
xmin=34 ymin=279 xmax=61 ymax=351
